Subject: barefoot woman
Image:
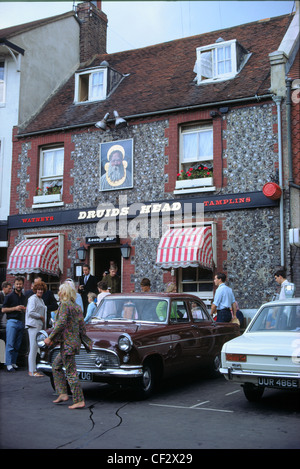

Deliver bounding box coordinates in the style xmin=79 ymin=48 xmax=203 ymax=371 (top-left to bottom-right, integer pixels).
xmin=44 ymin=282 xmax=85 ymax=409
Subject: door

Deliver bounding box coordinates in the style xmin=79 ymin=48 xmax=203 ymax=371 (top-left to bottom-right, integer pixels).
xmin=93 ymin=247 xmax=121 ymax=282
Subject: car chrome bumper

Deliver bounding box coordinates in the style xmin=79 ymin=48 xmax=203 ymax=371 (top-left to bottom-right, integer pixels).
xmin=37 ymin=361 xmax=143 ymax=379
xmin=220 ymin=366 xmax=300 ymax=382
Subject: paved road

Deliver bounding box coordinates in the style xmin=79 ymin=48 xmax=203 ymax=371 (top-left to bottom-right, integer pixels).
xmin=0 ymin=366 xmax=299 ymax=451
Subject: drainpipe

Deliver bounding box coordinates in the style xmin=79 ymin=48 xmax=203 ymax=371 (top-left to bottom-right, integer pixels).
xmin=273 ymin=95 xmax=285 ymax=266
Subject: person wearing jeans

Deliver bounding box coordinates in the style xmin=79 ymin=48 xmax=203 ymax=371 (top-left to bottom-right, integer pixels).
xmin=2 ymin=276 xmax=26 ymax=372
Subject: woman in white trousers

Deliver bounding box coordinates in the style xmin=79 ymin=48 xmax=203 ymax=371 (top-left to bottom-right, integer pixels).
xmin=25 ymin=281 xmax=47 ymax=377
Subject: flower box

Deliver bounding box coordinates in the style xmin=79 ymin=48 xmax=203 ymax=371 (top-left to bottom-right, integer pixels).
xmin=33 ymin=194 xmax=62 ymax=204
xmin=175 ymin=177 xmax=213 ymax=190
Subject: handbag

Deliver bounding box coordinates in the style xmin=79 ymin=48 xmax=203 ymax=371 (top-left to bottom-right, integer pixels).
xmin=80 ymin=332 xmax=94 ymax=353
xmin=230 ymin=317 xmax=240 ymax=326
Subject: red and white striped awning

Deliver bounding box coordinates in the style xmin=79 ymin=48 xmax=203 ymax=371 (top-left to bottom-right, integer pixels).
xmin=7 ymin=237 xmax=60 ymax=276
xmin=156 ymin=226 xmax=213 ymax=269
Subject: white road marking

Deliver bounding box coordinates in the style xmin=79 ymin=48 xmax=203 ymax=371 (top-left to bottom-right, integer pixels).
xmin=225 ymin=389 xmax=241 ymax=396
xmin=190 ymin=400 xmax=210 ymax=408
xmin=149 ymin=403 xmax=233 ymax=413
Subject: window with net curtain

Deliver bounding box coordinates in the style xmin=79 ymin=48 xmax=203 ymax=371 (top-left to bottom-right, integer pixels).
xmin=75 ymin=69 xmax=107 ymax=103
xmin=200 ymin=45 xmax=232 ymax=79
xmin=180 ymin=124 xmax=213 ymax=176
xmin=90 ymin=71 xmax=104 ymax=100
xmin=194 ymin=39 xmax=250 ymax=85
xmin=40 ymin=147 xmax=64 ymax=195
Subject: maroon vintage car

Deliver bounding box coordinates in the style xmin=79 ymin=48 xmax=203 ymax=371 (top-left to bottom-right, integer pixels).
xmin=36 ymin=293 xmax=240 ymax=398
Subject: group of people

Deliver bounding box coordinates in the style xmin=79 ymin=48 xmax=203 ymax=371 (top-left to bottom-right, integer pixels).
xmin=210 ymin=268 xmax=295 ymax=325
xmin=0 ymin=275 xmax=89 ymax=409
xmin=78 ymin=263 xmax=120 ymax=312
xmin=0 ymin=264 xmax=295 ymax=409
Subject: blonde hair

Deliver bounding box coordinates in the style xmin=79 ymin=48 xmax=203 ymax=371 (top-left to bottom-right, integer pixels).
xmin=88 ymin=292 xmax=96 ymax=301
xmin=165 ymin=282 xmax=176 ymax=293
xmin=59 ymin=282 xmax=77 ymax=303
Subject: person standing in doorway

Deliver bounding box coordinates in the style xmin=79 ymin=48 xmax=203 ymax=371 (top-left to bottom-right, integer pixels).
xmin=103 ymin=266 xmax=121 ymax=293
xmin=2 ymin=276 xmax=26 ymax=372
xmin=211 ymin=273 xmax=237 ymax=323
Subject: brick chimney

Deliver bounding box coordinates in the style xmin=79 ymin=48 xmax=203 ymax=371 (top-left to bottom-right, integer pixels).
xmin=76 ymin=1 xmax=108 ymax=62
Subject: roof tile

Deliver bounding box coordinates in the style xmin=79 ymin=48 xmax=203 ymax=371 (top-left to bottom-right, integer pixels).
xmin=20 ymin=14 xmax=293 ymax=135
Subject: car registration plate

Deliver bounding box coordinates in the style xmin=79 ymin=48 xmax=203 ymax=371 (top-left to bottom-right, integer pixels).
xmin=78 ymin=372 xmax=92 ymax=381
xmin=258 ymin=377 xmax=299 ymax=389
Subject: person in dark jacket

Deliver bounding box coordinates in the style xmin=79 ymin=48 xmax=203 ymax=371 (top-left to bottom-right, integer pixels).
xmin=102 ymin=266 xmax=121 ymax=293
xmin=2 ymin=277 xmax=26 ymax=372
xmin=78 ymin=264 xmax=98 ymax=314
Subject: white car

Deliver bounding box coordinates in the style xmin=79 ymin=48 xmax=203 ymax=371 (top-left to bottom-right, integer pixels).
xmin=220 ymin=298 xmax=300 ymax=401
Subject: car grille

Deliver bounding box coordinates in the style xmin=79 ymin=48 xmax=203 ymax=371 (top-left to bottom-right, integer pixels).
xmin=50 ymin=347 xmax=120 ymax=370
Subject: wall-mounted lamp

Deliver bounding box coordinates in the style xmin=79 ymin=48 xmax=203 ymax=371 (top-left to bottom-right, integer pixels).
xmin=95 ymin=110 xmax=127 ymax=131
xmin=113 ymin=110 xmax=127 ymax=129
xmin=77 ymin=246 xmax=87 ymax=261
xmin=210 ymin=107 xmax=229 ymax=118
xmin=95 ymin=112 xmax=110 ymax=130
xmin=120 ymin=243 xmax=131 ymax=259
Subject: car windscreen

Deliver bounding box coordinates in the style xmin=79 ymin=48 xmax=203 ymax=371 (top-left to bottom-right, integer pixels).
xmin=249 ymin=304 xmax=300 ymax=332
xmin=94 ymin=297 xmax=169 ymax=323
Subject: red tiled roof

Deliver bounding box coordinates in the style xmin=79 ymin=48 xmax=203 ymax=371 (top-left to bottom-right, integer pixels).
xmin=20 ymin=14 xmax=293 ymax=135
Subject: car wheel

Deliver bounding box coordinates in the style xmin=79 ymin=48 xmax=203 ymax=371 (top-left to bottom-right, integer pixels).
xmin=207 ymin=353 xmax=221 ymax=377
xmin=242 ymin=383 xmax=265 ymax=402
xmin=135 ymin=361 xmax=157 ymax=399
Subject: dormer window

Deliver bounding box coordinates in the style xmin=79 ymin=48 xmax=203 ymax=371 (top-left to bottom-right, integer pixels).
xmin=194 ymin=39 xmax=250 ymax=84
xmin=74 ymin=67 xmax=107 ymax=103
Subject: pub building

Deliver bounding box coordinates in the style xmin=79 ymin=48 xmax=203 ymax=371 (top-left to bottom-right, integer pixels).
xmin=5 ymin=3 xmax=299 ymax=310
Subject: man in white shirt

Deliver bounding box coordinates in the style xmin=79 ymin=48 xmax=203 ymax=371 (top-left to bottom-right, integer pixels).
xmin=274 ymin=268 xmax=294 ymax=299
xmin=211 ymin=273 xmax=237 ymax=322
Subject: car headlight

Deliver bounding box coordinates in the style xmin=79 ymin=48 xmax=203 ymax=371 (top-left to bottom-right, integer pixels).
xmin=36 ymin=330 xmax=48 ymax=349
xmin=118 ymin=333 xmax=133 ymax=352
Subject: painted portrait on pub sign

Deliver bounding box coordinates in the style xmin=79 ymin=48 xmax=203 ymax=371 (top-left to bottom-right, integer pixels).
xmin=100 ymin=139 xmax=133 ymax=191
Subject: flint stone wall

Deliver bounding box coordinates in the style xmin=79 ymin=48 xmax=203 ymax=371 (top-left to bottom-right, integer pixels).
xmin=15 ymin=103 xmax=281 ymax=307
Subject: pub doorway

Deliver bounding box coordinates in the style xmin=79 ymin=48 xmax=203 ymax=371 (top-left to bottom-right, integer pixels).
xmin=93 ymin=247 xmax=121 ymax=283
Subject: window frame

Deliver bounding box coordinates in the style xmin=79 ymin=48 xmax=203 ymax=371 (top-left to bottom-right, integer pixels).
xmin=74 ymin=67 xmax=108 ymax=103
xmin=39 ymin=146 xmax=64 ymax=196
xmin=178 ymin=266 xmax=214 ymax=300
xmin=176 ymin=122 xmax=214 ymax=191
xmin=195 ymin=39 xmax=238 ymax=84
xmin=180 ymin=123 xmax=213 ymax=166
xmin=169 ymin=300 xmax=190 ymax=323
xmin=187 ymin=299 xmax=211 ymax=322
